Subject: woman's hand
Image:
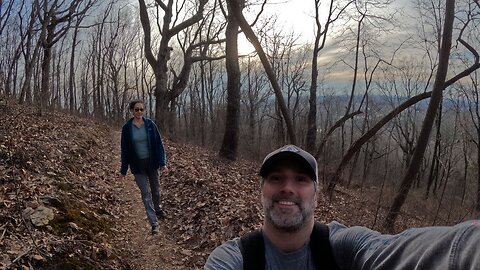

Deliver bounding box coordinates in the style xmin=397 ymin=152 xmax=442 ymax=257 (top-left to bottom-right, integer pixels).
xmin=160 ymin=166 xmax=169 ymax=175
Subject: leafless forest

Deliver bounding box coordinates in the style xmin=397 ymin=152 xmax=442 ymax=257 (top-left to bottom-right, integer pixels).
xmin=1 ymin=0 xmax=479 ymax=231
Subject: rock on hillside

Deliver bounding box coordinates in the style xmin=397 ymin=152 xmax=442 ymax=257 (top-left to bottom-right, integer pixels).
xmin=0 ymin=96 xmax=125 ymax=269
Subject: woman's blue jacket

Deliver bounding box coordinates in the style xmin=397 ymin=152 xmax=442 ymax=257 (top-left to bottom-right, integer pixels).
xmin=120 ymin=117 xmax=166 ymax=175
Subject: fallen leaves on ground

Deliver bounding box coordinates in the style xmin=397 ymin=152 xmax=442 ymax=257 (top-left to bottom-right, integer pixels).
xmin=0 ymin=95 xmax=432 ymax=269
xmin=0 ymin=96 xmax=124 ymax=269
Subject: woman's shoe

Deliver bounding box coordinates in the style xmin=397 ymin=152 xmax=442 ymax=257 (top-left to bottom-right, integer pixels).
xmin=151 ymin=225 xmax=159 ymax=235
xmin=156 ymin=209 xmax=166 ymax=219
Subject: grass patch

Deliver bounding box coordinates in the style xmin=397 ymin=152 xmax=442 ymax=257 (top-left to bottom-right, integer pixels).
xmin=50 ymin=196 xmax=113 ymax=240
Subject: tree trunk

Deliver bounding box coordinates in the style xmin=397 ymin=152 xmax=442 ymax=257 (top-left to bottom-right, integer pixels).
xmin=97 ymin=53 xmax=106 ymax=118
xmin=306 ymin=44 xmax=319 ymax=152
xmin=137 ymin=0 xmax=207 ymax=136
xmin=154 ymin=70 xmax=170 ymax=132
xmin=200 ymin=64 xmax=206 ymax=146
xmin=68 ymin=19 xmax=82 ymax=112
xmin=477 ymin=145 xmax=480 ymax=211
xmin=40 ymin=33 xmax=53 ymax=113
xmin=91 ymin=46 xmax=97 ymax=117
xmin=226 ymin=0 xmax=296 ymax=145
xmin=219 ymin=1 xmax=242 ymax=160
xmin=425 ymin=107 xmax=442 ymax=198
xmin=382 ymin=0 xmax=455 ymax=232
xmin=461 ymin=138 xmax=468 ymax=205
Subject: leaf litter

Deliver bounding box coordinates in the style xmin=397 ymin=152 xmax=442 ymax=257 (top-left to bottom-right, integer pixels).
xmin=0 ymin=95 xmax=427 ymax=269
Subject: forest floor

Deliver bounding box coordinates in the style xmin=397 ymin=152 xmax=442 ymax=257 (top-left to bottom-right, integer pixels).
xmin=1 ymin=95 xmax=476 ymax=269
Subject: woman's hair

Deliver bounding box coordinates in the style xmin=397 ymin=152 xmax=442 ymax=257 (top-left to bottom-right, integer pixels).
xmin=129 ymin=100 xmax=144 ymax=110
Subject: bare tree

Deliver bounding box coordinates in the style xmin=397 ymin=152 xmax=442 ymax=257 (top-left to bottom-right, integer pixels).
xmin=458 ymin=73 xmax=480 ymax=211
xmin=100 ymin=4 xmax=139 ymax=123
xmin=0 ymin=0 xmax=15 ymax=36
xmin=36 ymin=0 xmax=96 ymax=114
xmin=218 ymin=0 xmax=244 ymax=160
xmin=457 ymin=0 xmax=480 ymax=212
xmin=431 ymin=106 xmax=461 ymax=225
xmin=425 ymin=105 xmax=442 ymax=197
xmin=225 ymin=0 xmax=297 ymax=144
xmin=241 ymin=55 xmax=270 ymax=157
xmin=181 ymin=55 xmax=225 ymax=146
xmin=325 ymin=0 xmax=480 ymax=200
xmin=3 ymin=23 xmax=22 ymax=97
xmin=305 ymin=0 xmax=353 ymax=152
xmin=18 ymin=0 xmax=43 ymax=104
xmin=207 ymin=61 xmax=225 ymax=144
xmin=379 ymin=60 xmax=427 ymax=170
xmin=314 ymin=0 xmax=397 ymax=160
xmin=137 ymin=0 xmax=209 ymax=132
xmin=282 ymin=42 xmax=309 ymax=131
xmin=262 ymin=28 xmax=309 ymax=146
xmin=67 ymin=8 xmax=90 ymax=112
xmin=382 ymin=0 xmax=455 ymax=232
xmin=0 ymin=0 xmax=19 ymax=96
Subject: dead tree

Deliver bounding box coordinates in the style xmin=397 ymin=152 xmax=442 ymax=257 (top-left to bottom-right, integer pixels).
xmin=218 ymin=0 xmax=244 ymax=160
xmin=36 ymin=0 xmax=95 ymax=114
xmin=0 ymin=0 xmax=15 ymax=36
xmin=382 ymin=0 xmax=455 ymax=232
xmin=225 ymin=0 xmax=297 ymax=145
xmin=137 ymin=0 xmax=208 ymax=133
xmin=326 ymin=9 xmax=480 ymax=202
xmin=306 ymin=0 xmax=353 ymax=152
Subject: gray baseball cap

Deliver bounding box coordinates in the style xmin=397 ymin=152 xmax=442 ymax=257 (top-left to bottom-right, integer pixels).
xmin=259 ymin=144 xmax=318 ymax=182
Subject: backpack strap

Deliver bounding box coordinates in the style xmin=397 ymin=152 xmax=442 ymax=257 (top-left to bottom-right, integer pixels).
xmin=238 ymin=222 xmax=340 ymax=270
xmin=310 ymin=222 xmax=340 ymax=270
xmin=237 ymin=229 xmax=265 ymax=270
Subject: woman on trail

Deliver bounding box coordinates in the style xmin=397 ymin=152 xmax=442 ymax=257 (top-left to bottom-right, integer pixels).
xmin=119 ymin=100 xmax=169 ymax=235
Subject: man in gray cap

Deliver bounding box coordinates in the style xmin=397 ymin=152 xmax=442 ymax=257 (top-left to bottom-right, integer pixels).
xmin=205 ymin=144 xmax=338 ymax=269
xmin=204 ymin=144 xmax=480 ymax=270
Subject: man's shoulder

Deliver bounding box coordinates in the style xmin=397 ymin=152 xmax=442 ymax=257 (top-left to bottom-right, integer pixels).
xmin=327 ymin=220 xmax=376 ymax=238
xmin=204 ymin=239 xmax=243 ymax=270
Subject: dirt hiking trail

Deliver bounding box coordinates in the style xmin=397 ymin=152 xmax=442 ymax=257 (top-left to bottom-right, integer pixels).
xmin=110 ymin=131 xmax=191 ymax=269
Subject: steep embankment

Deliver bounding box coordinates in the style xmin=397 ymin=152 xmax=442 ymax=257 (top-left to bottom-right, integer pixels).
xmin=0 ymin=96 xmax=264 ymax=269
xmin=1 ymin=95 xmax=425 ymax=269
xmin=0 ymin=96 xmax=126 ymax=269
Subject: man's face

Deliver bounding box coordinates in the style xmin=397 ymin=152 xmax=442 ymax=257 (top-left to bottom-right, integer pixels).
xmin=261 ymin=164 xmax=317 ymax=232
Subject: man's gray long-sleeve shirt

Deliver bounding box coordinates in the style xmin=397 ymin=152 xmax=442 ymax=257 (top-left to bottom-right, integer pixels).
xmin=330 ymin=220 xmax=480 ymax=269
xmin=204 ymin=220 xmax=480 ymax=269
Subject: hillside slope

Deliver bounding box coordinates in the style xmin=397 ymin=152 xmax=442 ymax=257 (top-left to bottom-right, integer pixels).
xmin=0 ymin=95 xmax=428 ymax=269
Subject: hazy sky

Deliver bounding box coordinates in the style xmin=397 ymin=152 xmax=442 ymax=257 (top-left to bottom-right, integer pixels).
xmin=237 ymin=0 xmax=423 ymax=90
xmin=264 ymin=0 xmax=413 ymax=37
xmin=238 ymin=0 xmax=322 ymax=52
xmin=238 ymin=0 xmax=414 ymax=54
xmin=265 ymin=0 xmax=320 ymax=39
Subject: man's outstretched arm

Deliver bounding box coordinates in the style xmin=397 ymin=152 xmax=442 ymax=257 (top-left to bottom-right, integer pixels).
xmin=329 ymin=220 xmax=480 ymax=270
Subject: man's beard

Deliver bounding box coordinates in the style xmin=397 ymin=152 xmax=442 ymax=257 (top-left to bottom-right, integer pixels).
xmin=262 ymin=193 xmax=315 ymax=233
